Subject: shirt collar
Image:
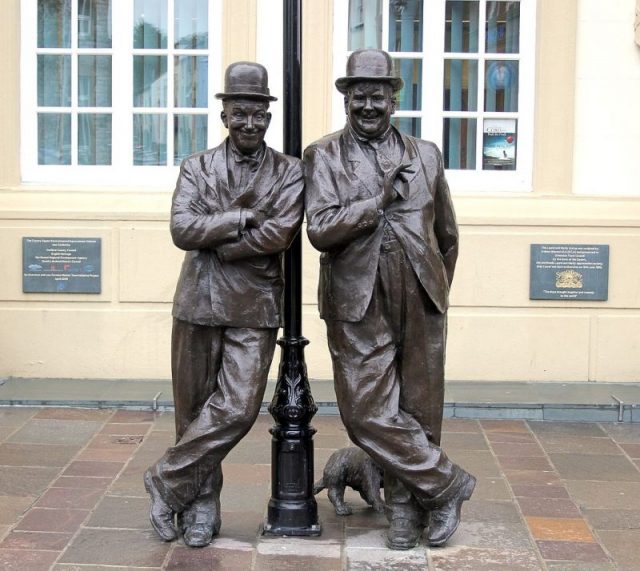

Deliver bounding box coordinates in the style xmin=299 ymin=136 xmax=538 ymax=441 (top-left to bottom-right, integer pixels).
xmin=228 ymin=139 xmax=265 ymax=169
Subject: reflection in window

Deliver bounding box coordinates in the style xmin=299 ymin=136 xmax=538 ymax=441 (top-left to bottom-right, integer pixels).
xmin=38 ymin=113 xmax=71 ymax=165
xmin=38 ymin=0 xmax=71 ymax=48
xmin=175 ymin=0 xmax=208 ymax=49
xmin=444 ymin=118 xmax=476 ymax=170
xmin=175 ymin=115 xmax=208 ymax=164
xmin=389 ymin=0 xmax=422 ymax=52
xmin=349 ymin=0 xmax=382 ymax=50
xmin=134 ymin=114 xmax=167 ymax=165
xmin=486 ymin=1 xmax=520 ymax=54
xmin=393 ymin=58 xmax=422 ymax=111
xmin=133 ymin=56 xmax=168 ymax=107
xmin=445 ymin=1 xmax=479 ymax=52
xmin=485 ymin=60 xmax=518 ymax=112
xmin=174 ymin=56 xmax=208 ymax=108
xmin=78 ymin=0 xmax=112 ymax=48
xmin=79 ymin=114 xmax=112 ymax=165
xmin=392 ymin=117 xmax=420 ymax=138
xmin=134 ymin=0 xmax=168 ymax=49
xmin=444 ymin=59 xmax=478 ymax=112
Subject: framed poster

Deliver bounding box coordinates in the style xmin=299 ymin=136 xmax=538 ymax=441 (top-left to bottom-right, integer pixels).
xmin=483 ymin=118 xmax=517 ymax=170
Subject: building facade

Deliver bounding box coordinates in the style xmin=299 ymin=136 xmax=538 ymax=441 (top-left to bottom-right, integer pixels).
xmin=1 ymin=0 xmax=639 ymax=384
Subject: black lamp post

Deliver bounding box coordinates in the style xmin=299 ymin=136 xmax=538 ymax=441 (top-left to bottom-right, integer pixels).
xmin=263 ymin=0 xmax=321 ymax=536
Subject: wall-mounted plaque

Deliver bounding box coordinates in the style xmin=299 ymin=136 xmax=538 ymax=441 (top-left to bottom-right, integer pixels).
xmin=530 ymin=244 xmax=609 ymax=301
xmin=23 ymin=237 xmax=101 ymax=294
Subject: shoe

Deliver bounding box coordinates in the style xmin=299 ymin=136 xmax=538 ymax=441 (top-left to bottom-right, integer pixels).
xmin=180 ymin=496 xmax=221 ymax=548
xmin=143 ymin=470 xmax=177 ymax=542
xmin=386 ymin=517 xmax=423 ymax=550
xmin=183 ymin=522 xmax=215 ymax=548
xmin=425 ymin=472 xmax=476 ymax=547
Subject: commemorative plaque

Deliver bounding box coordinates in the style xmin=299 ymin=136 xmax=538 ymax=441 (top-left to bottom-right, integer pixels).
xmin=23 ymin=237 xmax=101 ymax=294
xmin=530 ymin=244 xmax=609 ymax=301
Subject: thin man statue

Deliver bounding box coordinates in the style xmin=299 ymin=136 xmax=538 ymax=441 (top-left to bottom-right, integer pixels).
xmin=304 ymin=49 xmax=475 ymax=549
xmin=144 ymin=62 xmax=304 ymax=547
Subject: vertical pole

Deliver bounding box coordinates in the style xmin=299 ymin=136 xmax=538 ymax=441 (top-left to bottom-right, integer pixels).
xmin=263 ymin=0 xmax=321 ymax=537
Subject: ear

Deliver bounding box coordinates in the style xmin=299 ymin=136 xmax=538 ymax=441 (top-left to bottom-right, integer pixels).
xmin=220 ymin=110 xmax=228 ymax=129
xmin=343 ymin=95 xmax=349 ymax=115
xmin=265 ymin=111 xmax=272 ymax=129
xmin=390 ymin=95 xmax=397 ymax=114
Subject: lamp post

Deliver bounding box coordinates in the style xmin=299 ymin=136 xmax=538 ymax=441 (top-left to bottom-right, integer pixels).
xmin=263 ymin=0 xmax=321 ymax=536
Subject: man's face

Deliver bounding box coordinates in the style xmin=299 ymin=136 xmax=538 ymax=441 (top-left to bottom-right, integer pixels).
xmin=221 ymin=98 xmax=271 ymax=154
xmin=345 ymin=82 xmax=396 ymax=139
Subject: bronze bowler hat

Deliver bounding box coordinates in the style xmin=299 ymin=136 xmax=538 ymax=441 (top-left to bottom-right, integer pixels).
xmin=335 ymin=49 xmax=404 ymax=94
xmin=215 ymin=61 xmax=277 ymax=101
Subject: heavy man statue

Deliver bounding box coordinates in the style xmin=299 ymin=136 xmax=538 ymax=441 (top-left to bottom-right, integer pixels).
xmin=144 ymin=62 xmax=304 ymax=547
xmin=304 ymin=49 xmax=476 ymax=549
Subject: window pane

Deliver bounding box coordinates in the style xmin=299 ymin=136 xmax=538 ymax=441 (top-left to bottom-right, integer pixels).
xmin=486 ymin=1 xmax=520 ymax=53
xmin=79 ymin=56 xmax=112 ymax=107
xmin=133 ymin=0 xmax=168 ymax=49
xmin=443 ymin=118 xmax=477 ymax=169
xmin=38 ymin=0 xmax=71 ymax=48
xmin=78 ymin=0 xmax=112 ymax=48
xmin=133 ymin=56 xmax=168 ymax=107
xmin=79 ymin=113 xmax=112 ymax=165
xmin=38 ymin=113 xmax=71 ymax=164
xmin=393 ymin=59 xmax=422 ymax=111
xmin=485 ymin=60 xmax=518 ymax=112
xmin=444 ymin=59 xmax=478 ymax=111
xmin=38 ymin=55 xmax=71 ymax=107
xmin=391 ymin=117 xmax=421 ymax=138
xmin=389 ymin=0 xmax=423 ymax=52
xmin=134 ymin=114 xmax=167 ymax=165
xmin=175 ymin=0 xmax=208 ymax=49
xmin=348 ymin=0 xmax=382 ymax=50
xmin=174 ymin=115 xmax=207 ymax=164
xmin=445 ymin=1 xmax=479 ymax=52
xmin=174 ymin=56 xmax=208 ymax=108
xmin=482 ymin=118 xmax=517 ymax=170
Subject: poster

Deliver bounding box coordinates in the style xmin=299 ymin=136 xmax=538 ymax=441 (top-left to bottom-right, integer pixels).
xmin=482 ymin=118 xmax=517 ymax=170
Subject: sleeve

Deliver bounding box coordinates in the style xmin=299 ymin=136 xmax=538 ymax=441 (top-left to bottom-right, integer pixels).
xmin=169 ymin=157 xmax=243 ymax=251
xmin=432 ymin=145 xmax=459 ymax=285
xmin=216 ymin=160 xmax=305 ymax=261
xmin=304 ymin=144 xmax=380 ymax=252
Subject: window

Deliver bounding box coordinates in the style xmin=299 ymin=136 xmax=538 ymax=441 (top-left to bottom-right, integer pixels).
xmin=333 ymin=0 xmax=536 ymax=191
xmin=22 ymin=0 xmax=222 ymax=186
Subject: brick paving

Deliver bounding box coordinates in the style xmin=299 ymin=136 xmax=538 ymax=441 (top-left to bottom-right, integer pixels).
xmin=0 ymin=407 xmax=638 ymax=570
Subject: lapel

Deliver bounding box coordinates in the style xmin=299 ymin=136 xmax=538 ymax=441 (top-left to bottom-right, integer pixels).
xmin=200 ymin=141 xmax=229 ymax=210
xmin=228 ymin=146 xmax=277 ymax=209
xmin=341 ymin=127 xmax=379 ymax=198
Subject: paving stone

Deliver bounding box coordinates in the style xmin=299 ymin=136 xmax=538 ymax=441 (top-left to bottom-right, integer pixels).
xmin=342 ymin=505 xmax=387 ymax=529
xmin=218 ymin=510 xmax=263 ymax=539
xmin=223 ymin=462 xmax=271 ymax=486
xmin=261 ymin=523 xmax=342 ymax=546
xmin=619 ymin=442 xmax=640 ymax=458
xmin=35 ymin=487 xmax=103 ymax=510
xmin=529 ymin=422 xmax=608 ymax=438
xmin=167 ymin=545 xmax=254 ymax=571
xmin=314 ymin=433 xmax=350 ymax=449
xmin=545 ymin=562 xmax=615 ymax=571
xmin=86 ymin=496 xmax=150 ymax=529
xmin=52 ymin=476 xmax=112 ymax=490
xmin=583 ymin=508 xmax=640 ymax=530
xmin=0 ymin=426 xmax=17 ymax=441
xmin=596 ymin=530 xmax=640 ymax=570
xmin=347 ymin=546 xmax=428 ymax=570
xmin=538 ymin=437 xmax=622 ymax=455
xmin=8 ymin=420 xmax=102 ymax=446
xmin=0 ymin=408 xmax=38 ymax=426
xmin=429 ymin=545 xmax=542 ymax=570
xmin=345 ymin=528 xmax=388 ymax=549
xmin=59 ymin=529 xmax=170 ymax=566
xmin=109 ymin=410 xmax=157 ymax=423
xmin=517 ymin=497 xmax=582 ymax=518
xmin=75 ymin=447 xmax=137 ymax=462
xmin=15 ymin=508 xmax=88 ymax=533
xmin=0 ymin=548 xmax=60 ymax=570
xmin=0 ymin=530 xmax=72 ymax=551
xmin=98 ymin=423 xmax=151 ymax=437
xmin=511 ymin=484 xmax=570 ymax=499
xmin=490 ymin=442 xmax=545 ymax=457
xmin=442 ymin=419 xmax=482 ymax=433
xmin=445 ymin=451 xmax=501 ymax=478
xmin=440 ymin=432 xmax=488 ymax=450
xmin=225 ymin=439 xmax=272 ymax=464
xmin=0 ymin=443 xmax=80 ymax=467
xmin=504 ymin=470 xmax=560 ymax=486
xmin=536 ymin=540 xmax=610 ymax=563
xmin=566 ymin=480 xmax=640 ymax=510
xmin=600 ymin=423 xmax=640 ymax=442
xmin=526 ymin=516 xmax=595 ymax=542
xmin=0 ymin=466 xmax=59 ymax=497
xmin=484 ymin=431 xmax=537 ymax=444
xmin=34 ymin=408 xmax=112 ymax=421
xmin=220 ymin=482 xmax=270 ymax=513
xmin=549 ymin=453 xmax=640 ymax=482
xmin=151 ymin=411 xmax=176 ymax=431
xmin=255 ymin=553 xmax=341 ymax=570
xmin=480 ymin=420 xmax=530 ymax=433
xmin=55 ymin=566 xmax=157 ymax=571
xmin=310 ymin=416 xmax=349 ymax=436
xmin=468 ymin=477 xmax=511 ymax=501
xmin=108 ymin=466 xmax=147 ymax=497
xmin=62 ymin=460 xmax=124 ymax=478
xmin=498 ymin=456 xmax=554 ymax=472
xmin=0 ymin=495 xmax=36 ymax=525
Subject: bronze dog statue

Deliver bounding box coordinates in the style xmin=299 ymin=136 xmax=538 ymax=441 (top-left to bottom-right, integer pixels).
xmin=314 ymin=447 xmax=384 ymax=515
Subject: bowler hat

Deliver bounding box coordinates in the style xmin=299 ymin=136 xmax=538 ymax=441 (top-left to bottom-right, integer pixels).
xmin=215 ymin=61 xmax=277 ymax=101
xmin=335 ymin=49 xmax=404 ymax=94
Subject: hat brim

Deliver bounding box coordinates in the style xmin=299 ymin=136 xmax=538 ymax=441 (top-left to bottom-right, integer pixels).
xmin=335 ymin=76 xmax=404 ymax=94
xmin=215 ymin=91 xmax=277 ymax=101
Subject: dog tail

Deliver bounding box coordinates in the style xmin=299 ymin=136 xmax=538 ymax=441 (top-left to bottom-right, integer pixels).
xmin=313 ymin=478 xmax=325 ymax=495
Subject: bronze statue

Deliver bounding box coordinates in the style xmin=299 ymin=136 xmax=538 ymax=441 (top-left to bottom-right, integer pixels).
xmin=304 ymin=49 xmax=476 ymax=549
xmin=144 ymin=62 xmax=304 ymax=548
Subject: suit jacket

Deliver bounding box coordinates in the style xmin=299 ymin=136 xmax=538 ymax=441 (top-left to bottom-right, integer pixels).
xmin=171 ymin=140 xmax=304 ymax=328
xmin=304 ymin=126 xmax=458 ymax=322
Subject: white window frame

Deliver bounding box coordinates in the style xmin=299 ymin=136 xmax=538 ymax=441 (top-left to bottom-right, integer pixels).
xmin=21 ymin=0 xmax=223 ymax=188
xmin=332 ymin=0 xmax=536 ymax=193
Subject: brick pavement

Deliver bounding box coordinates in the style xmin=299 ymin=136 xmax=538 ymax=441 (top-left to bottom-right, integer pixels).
xmin=0 ymin=407 xmax=639 ymax=570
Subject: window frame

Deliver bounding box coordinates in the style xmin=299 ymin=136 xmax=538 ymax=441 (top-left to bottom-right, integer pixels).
xmin=332 ymin=0 xmax=537 ymax=193
xmin=21 ymin=0 xmax=223 ymax=188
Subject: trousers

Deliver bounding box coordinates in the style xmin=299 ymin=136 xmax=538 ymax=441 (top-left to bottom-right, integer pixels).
xmin=325 ymin=236 xmax=464 ymax=517
xmin=149 ymin=318 xmax=277 ymax=511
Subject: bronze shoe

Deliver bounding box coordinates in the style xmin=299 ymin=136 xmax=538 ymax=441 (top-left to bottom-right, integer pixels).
xmin=180 ymin=495 xmax=221 ymax=548
xmin=425 ymin=472 xmax=476 ymax=547
xmin=386 ymin=517 xmax=423 ymax=550
xmin=143 ymin=470 xmax=177 ymax=542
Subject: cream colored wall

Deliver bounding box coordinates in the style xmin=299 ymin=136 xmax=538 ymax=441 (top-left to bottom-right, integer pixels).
xmin=1 ymin=0 xmax=640 ymax=383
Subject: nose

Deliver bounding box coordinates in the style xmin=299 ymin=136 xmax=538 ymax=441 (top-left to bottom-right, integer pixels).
xmin=245 ymin=115 xmax=254 ymax=130
xmin=363 ymin=97 xmax=374 ymax=112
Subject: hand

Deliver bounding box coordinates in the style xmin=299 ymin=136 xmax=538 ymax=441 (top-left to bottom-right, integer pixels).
xmin=244 ymin=209 xmax=265 ymax=229
xmin=379 ymin=163 xmax=414 ymax=209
